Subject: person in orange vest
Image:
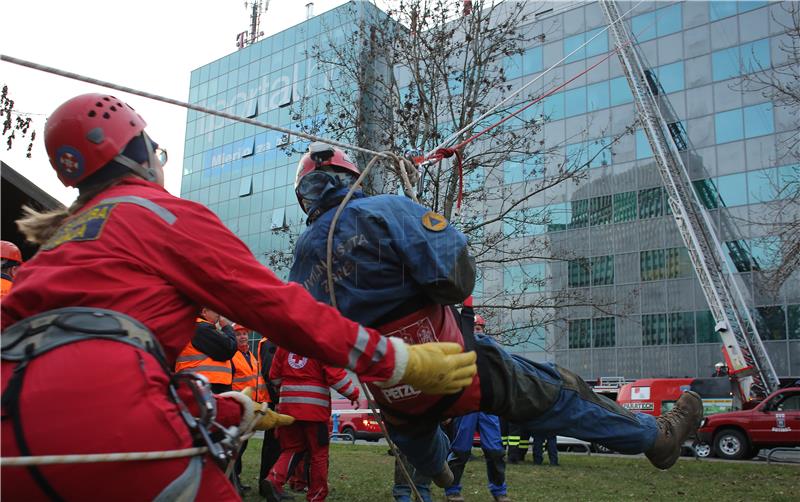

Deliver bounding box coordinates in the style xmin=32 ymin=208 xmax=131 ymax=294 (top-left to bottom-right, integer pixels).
xmin=175 ymin=306 xmax=237 ymax=393
xmin=263 ymin=348 xmax=360 ymax=502
xmin=231 ymin=323 xmax=258 ymax=494
xmin=0 ymin=240 xmax=23 ymax=301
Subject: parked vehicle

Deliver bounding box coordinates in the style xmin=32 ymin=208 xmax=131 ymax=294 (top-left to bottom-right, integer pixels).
xmin=617 ymin=377 xmax=735 ymax=457
xmin=330 ymin=398 xmax=382 ymax=442
xmin=696 ymin=386 xmax=800 ymax=460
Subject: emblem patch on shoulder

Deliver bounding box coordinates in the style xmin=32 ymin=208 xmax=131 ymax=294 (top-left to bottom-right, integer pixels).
xmin=41 ymin=203 xmax=116 ymax=251
xmin=288 ymin=353 xmax=308 ymax=369
xmin=421 ymin=211 xmax=448 ymax=232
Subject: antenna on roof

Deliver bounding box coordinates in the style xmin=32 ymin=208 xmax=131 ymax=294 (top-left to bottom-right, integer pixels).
xmin=236 ymin=0 xmax=269 ymax=50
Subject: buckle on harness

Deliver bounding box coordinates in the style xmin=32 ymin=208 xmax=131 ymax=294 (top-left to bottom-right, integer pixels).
xmin=169 ymin=373 xmax=242 ymax=469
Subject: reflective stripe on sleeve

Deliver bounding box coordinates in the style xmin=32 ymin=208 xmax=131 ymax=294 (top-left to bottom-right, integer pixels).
xmin=370 ymin=335 xmax=388 ymax=363
xmin=348 ymin=326 xmax=370 ymax=370
xmin=175 ymin=354 xmax=207 ymax=363
xmin=182 ymin=365 xmax=232 ymax=374
xmin=331 ymin=376 xmax=353 ymax=392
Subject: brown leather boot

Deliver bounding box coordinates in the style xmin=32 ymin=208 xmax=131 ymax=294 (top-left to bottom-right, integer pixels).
xmin=645 ymin=391 xmax=703 ymax=469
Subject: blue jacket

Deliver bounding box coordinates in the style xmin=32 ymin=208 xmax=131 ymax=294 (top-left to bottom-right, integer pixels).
xmin=289 ymin=186 xmax=475 ymax=327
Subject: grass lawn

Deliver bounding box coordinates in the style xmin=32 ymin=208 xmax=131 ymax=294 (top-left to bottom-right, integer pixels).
xmin=240 ymin=440 xmax=798 ymax=501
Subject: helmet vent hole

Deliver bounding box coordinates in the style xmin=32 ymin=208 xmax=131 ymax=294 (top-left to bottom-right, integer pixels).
xmin=95 ymin=102 xmax=103 ymax=108
xmin=129 ymin=120 xmax=136 ymax=127
xmin=88 ymin=110 xmax=97 ymax=117
xmin=103 ymin=97 xmax=110 ymax=101
xmin=102 ymin=112 xmax=111 ymax=119
xmin=117 ymin=102 xmax=123 ymax=107
xmin=110 ymin=105 xmax=117 ymax=112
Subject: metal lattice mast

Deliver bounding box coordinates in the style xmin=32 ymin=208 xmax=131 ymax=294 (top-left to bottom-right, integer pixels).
xmin=600 ymin=0 xmax=780 ymax=400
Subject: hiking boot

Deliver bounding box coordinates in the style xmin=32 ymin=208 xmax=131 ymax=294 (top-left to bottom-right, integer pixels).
xmin=494 ymin=495 xmax=512 ymax=502
xmin=260 ymin=479 xmax=294 ymax=502
xmin=645 ymin=391 xmax=703 ymax=469
xmin=432 ymin=462 xmax=454 ymax=488
xmin=445 ymin=493 xmax=465 ymax=502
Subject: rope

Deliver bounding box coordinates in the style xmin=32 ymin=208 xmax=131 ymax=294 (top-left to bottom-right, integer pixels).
xmin=0 ymin=54 xmax=389 ymax=161
xmin=0 ymin=447 xmax=208 ymax=466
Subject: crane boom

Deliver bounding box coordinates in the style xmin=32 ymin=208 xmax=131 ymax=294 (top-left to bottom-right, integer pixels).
xmin=600 ymin=0 xmax=781 ymax=401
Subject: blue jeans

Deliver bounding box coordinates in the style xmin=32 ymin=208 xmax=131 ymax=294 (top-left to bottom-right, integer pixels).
xmin=446 ymin=412 xmax=507 ymax=497
xmin=392 ymin=453 xmax=433 ymax=502
xmin=532 ymin=434 xmax=558 ymax=465
xmin=387 ymin=336 xmax=658 ymax=477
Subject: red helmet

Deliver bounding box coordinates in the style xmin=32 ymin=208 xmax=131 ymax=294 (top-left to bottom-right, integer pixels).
xmin=1 ymin=241 xmax=22 ymax=264
xmin=474 ymin=314 xmax=486 ymax=327
xmin=295 ymin=142 xmax=360 ymax=189
xmin=232 ymin=323 xmax=251 ymax=333
xmin=45 ymin=93 xmax=148 ymax=187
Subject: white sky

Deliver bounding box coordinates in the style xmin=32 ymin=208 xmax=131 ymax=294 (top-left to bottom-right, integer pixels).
xmin=0 ymin=0 xmax=359 ymax=205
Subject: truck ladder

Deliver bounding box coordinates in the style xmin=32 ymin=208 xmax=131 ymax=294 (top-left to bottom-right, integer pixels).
xmin=600 ymin=0 xmax=780 ymax=401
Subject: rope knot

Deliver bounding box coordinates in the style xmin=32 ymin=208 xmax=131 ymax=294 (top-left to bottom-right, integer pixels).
xmin=433 ymin=147 xmax=457 ymax=160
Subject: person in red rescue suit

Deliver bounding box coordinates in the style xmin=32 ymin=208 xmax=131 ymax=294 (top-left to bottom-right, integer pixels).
xmin=288 ymin=142 xmax=704 ymax=487
xmin=264 ymin=347 xmax=361 ymax=502
xmin=175 ymin=306 xmax=238 ymax=393
xmin=1 ymin=240 xmax=23 ymax=301
xmin=0 ymin=94 xmax=476 ymax=502
xmin=231 ymin=323 xmax=259 ymax=493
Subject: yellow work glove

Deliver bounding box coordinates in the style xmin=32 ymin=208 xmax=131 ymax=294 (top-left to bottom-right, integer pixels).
xmin=240 ymin=387 xmax=295 ymax=431
xmin=400 ymin=342 xmax=477 ymax=395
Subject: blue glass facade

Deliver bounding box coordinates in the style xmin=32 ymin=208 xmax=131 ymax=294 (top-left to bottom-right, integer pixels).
xmin=184 ymin=1 xmax=799 ymax=379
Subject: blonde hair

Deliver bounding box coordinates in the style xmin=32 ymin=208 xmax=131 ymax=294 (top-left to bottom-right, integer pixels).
xmin=17 ymin=177 xmax=129 ymax=245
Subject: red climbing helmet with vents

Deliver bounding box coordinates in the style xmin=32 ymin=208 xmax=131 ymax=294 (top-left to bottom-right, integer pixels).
xmin=44 ymin=93 xmax=148 ymax=187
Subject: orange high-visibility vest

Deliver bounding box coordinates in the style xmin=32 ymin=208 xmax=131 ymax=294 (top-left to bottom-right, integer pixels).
xmin=255 ymin=338 xmax=271 ymax=403
xmin=174 ymin=319 xmax=233 ymax=385
xmin=231 ymin=350 xmax=258 ymax=392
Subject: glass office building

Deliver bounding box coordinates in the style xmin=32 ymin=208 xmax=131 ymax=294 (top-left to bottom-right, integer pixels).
xmin=183 ymin=1 xmax=799 ymax=380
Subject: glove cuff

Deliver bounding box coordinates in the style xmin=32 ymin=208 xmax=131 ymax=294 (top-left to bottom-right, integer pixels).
xmin=375 ymin=337 xmax=408 ymax=388
xmin=218 ymin=391 xmax=259 ymax=433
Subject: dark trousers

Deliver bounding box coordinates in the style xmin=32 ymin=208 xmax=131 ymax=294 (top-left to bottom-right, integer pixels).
xmin=507 ymin=422 xmax=533 ymax=463
xmin=260 ymin=428 xmax=281 ymax=481
xmin=533 ymin=434 xmax=558 ymax=465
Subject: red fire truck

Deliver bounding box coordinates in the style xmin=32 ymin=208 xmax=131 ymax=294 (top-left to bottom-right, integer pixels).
xmin=330 ymin=398 xmax=382 ymax=442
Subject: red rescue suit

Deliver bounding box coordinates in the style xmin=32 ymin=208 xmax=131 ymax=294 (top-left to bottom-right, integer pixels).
xmin=268 ymin=347 xmax=359 ymax=501
xmin=1 ymin=178 xmax=399 ymax=501
xmin=368 ymin=304 xmax=481 ymax=423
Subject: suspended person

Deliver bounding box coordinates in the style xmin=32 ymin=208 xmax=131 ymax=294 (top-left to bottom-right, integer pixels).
xmin=0 ymin=94 xmax=476 ymax=502
xmin=0 ymin=240 xmax=23 ymax=301
xmin=230 ymin=323 xmax=260 ymax=494
xmin=445 ymin=313 xmax=509 ymax=502
xmin=175 ymin=306 xmax=238 ymax=393
xmin=263 ymin=347 xmax=361 ymax=502
xmin=288 ymin=142 xmax=704 ymax=487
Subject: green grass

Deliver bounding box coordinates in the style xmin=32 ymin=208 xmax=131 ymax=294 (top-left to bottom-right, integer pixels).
xmin=240 ymin=440 xmax=798 ymax=501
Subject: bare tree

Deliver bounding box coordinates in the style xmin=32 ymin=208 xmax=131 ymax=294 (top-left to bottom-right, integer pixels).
xmin=733 ymin=3 xmax=799 ymax=288
xmin=284 ymin=0 xmax=633 ymax=350
xmin=1 ymin=85 xmax=37 ymax=158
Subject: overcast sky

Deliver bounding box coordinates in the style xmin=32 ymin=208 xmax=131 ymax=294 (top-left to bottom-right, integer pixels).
xmin=0 ymin=0 xmax=366 ymax=204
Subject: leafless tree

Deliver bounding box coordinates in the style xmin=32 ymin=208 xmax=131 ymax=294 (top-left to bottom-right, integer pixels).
xmin=733 ymin=3 xmax=799 ymax=289
xmin=283 ymin=0 xmax=635 ymax=349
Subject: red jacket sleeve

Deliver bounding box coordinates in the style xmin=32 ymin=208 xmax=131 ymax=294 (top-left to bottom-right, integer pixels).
xmin=119 ymin=195 xmax=406 ymax=385
xmin=324 ymin=366 xmax=360 ymax=401
xmin=269 ymin=347 xmax=286 ymax=384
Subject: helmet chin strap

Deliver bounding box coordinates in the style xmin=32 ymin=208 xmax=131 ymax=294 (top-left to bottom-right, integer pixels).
xmin=111 ymin=131 xmax=158 ymax=182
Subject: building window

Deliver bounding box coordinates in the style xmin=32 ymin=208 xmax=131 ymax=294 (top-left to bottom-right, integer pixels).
xmin=789 ymin=305 xmax=800 ymax=340
xmin=654 ymin=61 xmax=684 ymax=94
xmin=568 ymin=258 xmax=591 ymax=288
xmin=546 ymin=203 xmax=572 ymax=232
xmin=569 ymin=319 xmax=591 ymax=349
xmin=593 ymin=317 xmax=616 ymax=347
xmin=695 ymin=310 xmax=717 ymax=343
xmin=542 ymin=92 xmax=565 ymax=121
xmin=504 ymin=263 xmax=546 ymax=293
xmin=613 ymin=191 xmax=638 ymax=222
xmin=638 ymin=187 xmax=663 ymax=219
xmin=590 ymin=195 xmax=613 ymax=225
xmin=270 ymin=207 xmax=286 ymax=230
xmin=712 ymin=38 xmax=770 ymax=82
xmin=665 ymin=247 xmax=692 ymax=279
xmin=641 ymin=249 xmax=666 ymax=281
xmin=569 ymin=199 xmax=590 ymax=229
xmin=669 ymin=312 xmax=695 ymax=344
xmin=565 ymin=87 xmax=587 ymax=117
xmin=710 ymin=1 xmax=767 ymax=21
xmin=714 ymin=108 xmax=744 ymax=144
xmin=715 ymin=172 xmax=748 ymax=207
xmin=610 ymin=77 xmax=633 ymax=106
xmin=524 ymin=46 xmax=544 ymax=75
xmin=715 ymin=103 xmax=773 ymax=144
xmin=632 ymin=3 xmax=682 ymax=42
xmin=591 ymin=255 xmax=615 ymax=286
xmin=503 ymin=209 xmax=547 ymax=237
xmin=756 ymin=306 xmax=787 ymax=340
xmin=643 ymin=313 xmax=668 ymax=345
xmin=636 ymin=129 xmax=653 ymax=159
xmin=238 ymin=175 xmax=253 ymax=197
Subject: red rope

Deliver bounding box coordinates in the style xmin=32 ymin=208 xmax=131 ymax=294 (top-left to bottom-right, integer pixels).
xmin=425 ymin=41 xmax=629 ymax=210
